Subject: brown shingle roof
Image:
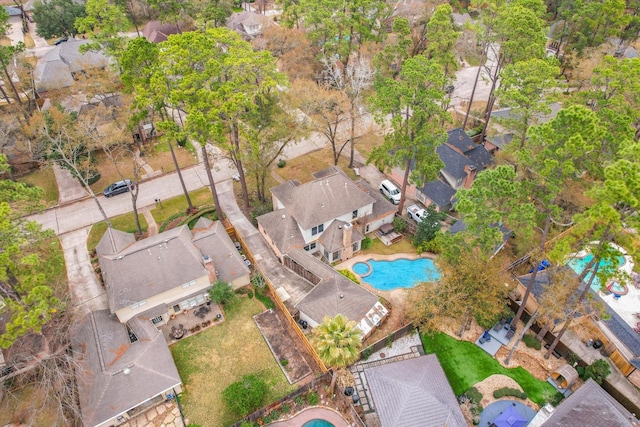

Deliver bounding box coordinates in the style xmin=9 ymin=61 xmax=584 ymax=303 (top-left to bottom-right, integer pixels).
xmin=72 ymin=310 xmax=181 ymax=427
xmin=270 ymin=167 xmax=375 ymax=230
xmin=541 ymin=379 xmax=638 ymax=426
xmin=256 ymin=208 xmax=306 ymax=253
xmin=365 ymin=354 xmax=467 ymax=427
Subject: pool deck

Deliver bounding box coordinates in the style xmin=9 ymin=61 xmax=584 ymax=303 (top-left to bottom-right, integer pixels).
xmin=266 ymin=406 xmax=350 ymax=427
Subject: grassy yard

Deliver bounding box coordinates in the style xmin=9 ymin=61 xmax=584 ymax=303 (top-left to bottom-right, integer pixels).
xmin=148 ymin=139 xmax=197 ymax=172
xmin=151 ymin=187 xmax=214 ymax=225
xmin=354 ymin=129 xmax=384 ymax=160
xmin=421 ymin=332 xmax=561 ymax=406
xmin=361 ymin=235 xmax=416 ymax=256
xmin=87 ymin=213 xmax=148 ymax=251
xmin=171 ymin=296 xmax=295 ymax=427
xmin=276 ymin=148 xmax=358 ymax=183
xmin=17 ymin=166 xmax=59 ymax=207
xmin=0 ymin=385 xmax=64 ymax=426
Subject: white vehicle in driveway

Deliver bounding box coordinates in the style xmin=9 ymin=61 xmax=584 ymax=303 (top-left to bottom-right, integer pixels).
xmin=407 ymin=204 xmax=428 ymax=223
xmin=379 ymin=179 xmax=401 ymax=204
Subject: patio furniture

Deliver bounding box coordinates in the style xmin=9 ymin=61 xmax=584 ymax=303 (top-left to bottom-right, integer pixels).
xmin=505 ymin=329 xmax=515 ymax=339
xmin=494 ymin=319 xmax=506 ymax=331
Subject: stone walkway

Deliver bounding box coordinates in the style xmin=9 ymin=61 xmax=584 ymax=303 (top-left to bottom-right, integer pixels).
xmin=349 ymin=333 xmax=425 ymax=427
xmin=121 ymin=401 xmax=185 ymax=427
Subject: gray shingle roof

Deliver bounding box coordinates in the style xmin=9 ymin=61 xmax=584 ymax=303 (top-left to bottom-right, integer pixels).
xmin=191 ymin=218 xmax=250 ymax=284
xmin=365 ymin=354 xmax=467 ymax=427
xmin=270 ymin=167 xmax=375 ymax=230
xmin=72 ymin=310 xmax=181 ymax=427
xmin=291 ymin=249 xmax=378 ymax=325
xmin=142 ymin=20 xmax=180 ymax=43
xmin=99 ymin=226 xmax=208 ymax=312
xmin=447 ymin=128 xmax=477 ymax=154
xmin=541 ymin=379 xmax=638 ymax=426
xmin=419 ymin=178 xmax=456 ymax=209
xmin=437 ymin=144 xmax=478 ymax=181
xmin=256 ymin=208 xmax=306 ymax=253
xmin=318 ymin=220 xmax=364 ymax=253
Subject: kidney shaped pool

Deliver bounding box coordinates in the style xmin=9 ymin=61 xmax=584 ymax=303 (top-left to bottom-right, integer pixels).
xmin=352 ymin=258 xmax=440 ymax=291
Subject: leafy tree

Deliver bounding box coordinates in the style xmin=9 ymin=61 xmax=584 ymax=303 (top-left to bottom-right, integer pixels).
xmin=145 ymin=0 xmax=192 ymax=30
xmin=412 ymin=205 xmax=445 ymax=247
xmin=194 ymin=0 xmax=233 ymax=30
xmin=208 ymin=280 xmax=235 ymax=305
xmin=222 ymin=374 xmax=269 ymax=416
xmin=0 ymin=155 xmax=66 ymax=349
xmin=154 ymin=28 xmax=286 ymax=215
xmin=368 ymin=55 xmax=450 ymax=214
xmin=254 ymin=25 xmax=318 ymax=82
xmin=74 ymin=0 xmax=131 ymax=58
xmin=581 ymin=359 xmax=612 ymax=384
xmin=407 ymin=245 xmax=514 ymax=336
xmin=311 ymin=314 xmax=362 ymax=393
xmin=289 ymin=0 xmax=391 ymax=64
xmin=454 ymin=165 xmax=536 ymax=256
xmin=494 ymin=58 xmax=560 ymax=148
xmin=321 ymin=54 xmax=374 ymax=168
xmin=32 ymin=0 xmax=86 ymax=39
xmin=423 ymin=3 xmax=461 ymax=76
xmin=120 ymin=37 xmax=195 ymax=213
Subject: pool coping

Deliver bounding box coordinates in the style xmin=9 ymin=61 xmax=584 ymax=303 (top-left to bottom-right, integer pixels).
xmin=265 ymin=406 xmax=350 ymax=427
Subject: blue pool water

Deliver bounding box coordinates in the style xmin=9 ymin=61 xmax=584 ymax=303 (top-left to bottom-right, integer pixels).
xmin=302 ymin=420 xmax=335 ymax=427
xmin=352 ymin=258 xmax=440 ymax=290
xmin=566 ymin=254 xmax=625 ymax=290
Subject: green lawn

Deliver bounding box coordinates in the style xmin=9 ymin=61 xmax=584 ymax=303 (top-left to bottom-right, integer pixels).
xmin=87 ymin=213 xmax=148 ymax=252
xmin=421 ymin=332 xmax=562 ymax=406
xmin=17 ymin=166 xmax=59 ymax=207
xmin=171 ymin=297 xmax=296 ymax=427
xmin=151 ymin=187 xmax=214 ymax=226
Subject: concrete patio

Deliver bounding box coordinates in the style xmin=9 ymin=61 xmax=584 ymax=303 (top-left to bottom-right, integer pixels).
xmin=158 ymin=303 xmax=225 ymax=344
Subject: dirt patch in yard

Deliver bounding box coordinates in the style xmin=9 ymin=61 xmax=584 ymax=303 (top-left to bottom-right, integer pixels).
xmin=254 ymin=309 xmax=317 ymax=384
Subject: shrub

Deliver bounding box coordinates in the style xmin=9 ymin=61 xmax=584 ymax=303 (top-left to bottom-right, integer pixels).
xmin=393 ymin=216 xmax=407 ymax=233
xmin=177 ymin=137 xmax=188 ymax=147
xmin=361 ymin=346 xmax=373 ymax=360
xmin=361 ymin=236 xmax=373 ymax=249
xmin=338 ymin=269 xmax=360 ymax=283
xmin=209 ymin=280 xmax=235 ymax=305
xmin=247 ymin=289 xmax=254 ymax=299
xmin=306 ymin=391 xmax=319 ymax=406
xmin=493 ymin=387 xmax=527 ymax=400
xmin=294 ymin=395 xmax=305 ymax=406
xmin=222 ymin=374 xmax=269 ymax=416
xmin=523 ymin=334 xmax=542 ymax=350
xmin=416 ymin=231 xmax=446 ymax=254
xmin=280 ymin=359 xmax=289 ymax=367
xmin=281 ymin=403 xmax=291 ymax=413
xmin=254 ymin=285 xmax=275 ymax=309
xmin=277 ymin=159 xmax=286 ymax=168
xmin=466 ymin=387 xmax=483 ymax=404
xmin=566 ymin=351 xmax=581 ymax=366
xmin=581 ymin=359 xmax=611 ymax=384
xmin=413 ymin=205 xmax=445 ymax=247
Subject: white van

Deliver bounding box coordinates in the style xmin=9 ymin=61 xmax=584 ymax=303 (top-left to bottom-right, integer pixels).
xmin=379 ymin=179 xmax=401 ymax=204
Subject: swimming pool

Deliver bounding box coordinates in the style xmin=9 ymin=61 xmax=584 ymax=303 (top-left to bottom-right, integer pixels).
xmin=352 ymin=258 xmax=440 ymax=290
xmin=302 ymin=420 xmax=335 ymax=427
xmin=566 ymin=254 xmax=626 ymax=291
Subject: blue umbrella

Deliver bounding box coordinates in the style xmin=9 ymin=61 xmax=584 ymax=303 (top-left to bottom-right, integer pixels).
xmin=493 ymin=405 xmax=528 ymax=427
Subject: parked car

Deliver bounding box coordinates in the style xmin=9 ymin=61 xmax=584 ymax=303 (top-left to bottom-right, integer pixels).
xmin=407 ymin=204 xmax=428 ymax=223
xmin=379 ymin=179 xmax=401 ymax=204
xmin=103 ymin=179 xmax=134 ymax=197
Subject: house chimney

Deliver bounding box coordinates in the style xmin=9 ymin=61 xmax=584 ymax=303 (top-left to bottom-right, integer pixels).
xmin=342 ymin=223 xmax=353 ymax=261
xmin=463 ymin=164 xmax=477 ymax=189
xmin=203 ymin=255 xmax=217 ymax=283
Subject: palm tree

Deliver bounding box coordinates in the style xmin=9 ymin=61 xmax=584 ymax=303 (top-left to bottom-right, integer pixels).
xmin=311 ymin=314 xmax=362 ymax=394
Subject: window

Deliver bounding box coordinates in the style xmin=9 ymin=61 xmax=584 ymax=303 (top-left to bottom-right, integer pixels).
xmin=304 ymin=242 xmax=317 ymax=251
xmin=352 ymin=210 xmax=358 ymax=219
xmin=312 ymin=224 xmax=324 ymax=236
xmin=182 ymin=280 xmax=197 ymax=289
xmin=366 ymin=224 xmax=370 ymax=233
xmin=332 ymin=250 xmax=341 ymax=261
xmin=126 ymin=323 xmax=138 ymax=343
xmin=353 ymin=242 xmax=359 ymax=252
xmin=151 ymin=316 xmax=164 ymax=325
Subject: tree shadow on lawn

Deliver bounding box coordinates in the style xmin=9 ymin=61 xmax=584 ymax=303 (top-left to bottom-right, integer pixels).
xmin=421 ymin=332 xmax=562 ymax=406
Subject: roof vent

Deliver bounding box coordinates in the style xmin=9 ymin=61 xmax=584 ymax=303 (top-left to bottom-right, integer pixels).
xmin=123 ymin=368 xmax=131 ymax=375
xmin=203 ymin=254 xmax=212 ymax=264
xmin=282 ymin=214 xmax=286 ymax=219
xmin=340 ymin=294 xmax=344 ymax=299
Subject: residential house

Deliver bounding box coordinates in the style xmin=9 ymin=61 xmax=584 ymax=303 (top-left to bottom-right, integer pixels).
xmin=388 ymin=128 xmax=492 ymax=212
xmin=74 ymin=218 xmax=249 ymax=426
xmin=258 ymin=166 xmax=395 ymax=263
xmin=71 ymin=310 xmax=182 ymax=427
xmin=364 ymin=354 xmax=467 ymax=427
xmin=529 ymin=379 xmax=639 ymax=426
xmin=97 ymin=218 xmax=249 ymax=324
xmin=285 ymin=248 xmax=387 ymax=337
xmin=226 ymin=11 xmax=269 ymax=40
xmin=33 ymin=39 xmax=109 ymax=93
xmin=142 ymin=20 xmax=180 ymax=44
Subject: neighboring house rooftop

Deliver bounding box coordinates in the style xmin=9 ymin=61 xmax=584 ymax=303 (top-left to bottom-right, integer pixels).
xmin=191 ymin=217 xmax=250 ymax=284
xmin=418 ymin=177 xmax=457 ymax=209
xmin=256 ymin=208 xmax=306 ymax=253
xmin=142 ymin=20 xmax=180 ymax=43
xmin=98 ymin=225 xmax=208 ymax=312
xmin=437 ymin=144 xmax=480 ymax=182
xmin=226 ymin=11 xmax=268 ymax=39
xmin=365 ymin=354 xmax=467 ymax=427
xmin=72 ymin=310 xmax=181 ymax=427
xmin=538 ymin=378 xmax=638 ymax=426
xmin=271 ymin=166 xmax=375 ymax=230
xmin=290 ymin=248 xmax=381 ymax=327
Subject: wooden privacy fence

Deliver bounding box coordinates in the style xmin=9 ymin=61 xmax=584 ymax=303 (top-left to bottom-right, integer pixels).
xmin=225 ymin=224 xmax=327 ymax=374
xmin=360 ymin=323 xmax=416 ymax=358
